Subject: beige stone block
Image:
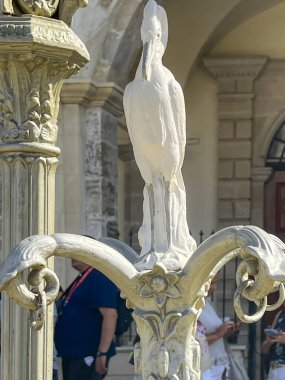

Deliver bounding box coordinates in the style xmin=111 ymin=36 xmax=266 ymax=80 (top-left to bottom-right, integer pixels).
xmin=218 ymin=200 xmax=233 ymax=219
xmin=234 ymin=200 xmax=250 ymax=219
xmin=64 ymin=174 xmax=83 ymax=213
xmin=218 ymin=161 xmax=234 ymax=179
xmin=63 ymin=135 xmax=83 ymax=174
xmin=218 ymin=180 xmax=250 ymax=198
xmin=219 ymin=141 xmax=251 ymax=159
xmin=235 ymin=161 xmax=251 ymax=178
xmin=219 ymin=97 xmax=253 ymax=119
xmin=219 ymin=78 xmax=235 ymax=93
xmin=219 ymin=121 xmax=234 ymax=139
xmin=62 ymin=104 xmax=81 ymax=136
xmin=236 ymin=78 xmax=253 ymax=93
xmin=236 ymin=120 xmax=252 ymax=139
xmin=64 ymin=212 xmax=84 ymax=233
xmin=255 ymin=97 xmax=285 ymax=116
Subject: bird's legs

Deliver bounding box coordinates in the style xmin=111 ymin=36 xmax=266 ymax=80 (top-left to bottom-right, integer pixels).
xmin=164 ymin=180 xmax=172 ymax=249
xmin=146 ymin=183 xmax=155 ymax=252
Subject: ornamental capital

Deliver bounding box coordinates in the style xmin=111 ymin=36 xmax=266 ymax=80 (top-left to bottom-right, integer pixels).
xmin=0 ymin=0 xmax=88 ymax=26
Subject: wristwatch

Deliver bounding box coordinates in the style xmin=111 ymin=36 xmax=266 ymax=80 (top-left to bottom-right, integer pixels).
xmin=97 ymin=350 xmax=108 ymax=357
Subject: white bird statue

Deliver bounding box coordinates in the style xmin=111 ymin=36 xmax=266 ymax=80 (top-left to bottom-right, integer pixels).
xmin=123 ymin=0 xmax=196 ymax=269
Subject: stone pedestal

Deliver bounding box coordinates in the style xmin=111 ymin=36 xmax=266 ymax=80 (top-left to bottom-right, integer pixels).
xmin=0 ymin=15 xmax=89 ymax=380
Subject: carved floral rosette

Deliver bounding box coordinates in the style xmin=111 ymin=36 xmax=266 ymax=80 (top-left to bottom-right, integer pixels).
xmin=0 ymin=16 xmax=89 ymax=146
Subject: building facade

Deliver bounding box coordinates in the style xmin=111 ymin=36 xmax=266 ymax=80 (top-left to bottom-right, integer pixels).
xmin=54 ymin=0 xmax=285 ymax=289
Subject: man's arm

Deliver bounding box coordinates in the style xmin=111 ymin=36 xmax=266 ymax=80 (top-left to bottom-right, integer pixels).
xmin=96 ymin=307 xmax=118 ymax=375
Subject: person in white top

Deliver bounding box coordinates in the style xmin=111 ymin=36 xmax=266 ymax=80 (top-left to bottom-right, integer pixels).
xmin=199 ymin=273 xmax=239 ymax=380
xmin=196 ymin=321 xmax=211 ymax=380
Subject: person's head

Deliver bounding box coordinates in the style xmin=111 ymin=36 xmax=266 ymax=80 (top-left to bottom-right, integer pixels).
xmin=71 ymin=258 xmax=90 ymax=274
xmin=208 ymin=272 xmax=221 ymax=296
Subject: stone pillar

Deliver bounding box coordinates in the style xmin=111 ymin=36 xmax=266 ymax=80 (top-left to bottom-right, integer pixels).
xmin=61 ymin=81 xmax=123 ymax=238
xmin=0 ymin=13 xmax=88 ymax=380
xmin=204 ymin=57 xmax=267 ymax=229
xmin=251 ymin=166 xmax=272 ymax=227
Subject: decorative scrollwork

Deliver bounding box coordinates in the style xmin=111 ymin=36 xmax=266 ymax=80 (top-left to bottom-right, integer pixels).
xmin=10 ymin=0 xmax=88 ymax=26
xmin=29 ymin=287 xmax=47 ymax=331
xmin=0 ymin=226 xmax=285 ymax=379
xmin=5 ymin=266 xmax=60 ymax=311
xmin=234 ymin=279 xmax=267 ymax=323
xmin=17 ymin=0 xmax=60 ymax=17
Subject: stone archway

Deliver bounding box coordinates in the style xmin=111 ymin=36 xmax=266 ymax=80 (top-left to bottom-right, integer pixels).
xmin=262 ymin=120 xmax=285 ymax=241
xmin=251 ymin=61 xmax=285 ymax=228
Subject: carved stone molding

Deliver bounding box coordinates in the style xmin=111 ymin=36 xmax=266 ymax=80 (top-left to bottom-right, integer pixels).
xmin=203 ymin=57 xmax=268 ymax=80
xmin=0 ymin=16 xmax=89 ymax=62
xmin=0 ymin=0 xmax=88 ymax=26
xmin=251 ymin=166 xmax=273 ymax=182
xmin=61 ymin=80 xmax=124 ymax=117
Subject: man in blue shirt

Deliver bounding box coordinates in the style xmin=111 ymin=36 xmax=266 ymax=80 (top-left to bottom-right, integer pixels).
xmin=55 ymin=259 xmax=118 ymax=380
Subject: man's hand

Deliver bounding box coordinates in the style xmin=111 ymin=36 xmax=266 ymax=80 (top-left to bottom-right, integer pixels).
xmin=96 ymin=307 xmax=117 ymax=376
xmin=271 ymin=332 xmax=285 ymax=344
xmin=96 ymin=355 xmax=108 ymax=375
xmin=216 ymin=321 xmax=235 ymax=338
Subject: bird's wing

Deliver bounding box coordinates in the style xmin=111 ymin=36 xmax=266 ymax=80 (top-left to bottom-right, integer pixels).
xmin=168 ymin=79 xmax=186 ymax=156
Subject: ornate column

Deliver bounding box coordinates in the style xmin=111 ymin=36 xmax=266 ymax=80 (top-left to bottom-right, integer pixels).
xmin=0 ymin=2 xmax=89 ymax=380
xmin=61 ymin=81 xmax=124 ymax=238
xmin=203 ymin=58 xmax=267 ymax=229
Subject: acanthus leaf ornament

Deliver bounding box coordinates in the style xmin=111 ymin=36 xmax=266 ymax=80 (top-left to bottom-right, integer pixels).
xmin=0 ymin=16 xmax=89 ymax=145
xmin=1 ymin=0 xmax=88 ymax=26
xmin=17 ymin=0 xmax=60 ymax=17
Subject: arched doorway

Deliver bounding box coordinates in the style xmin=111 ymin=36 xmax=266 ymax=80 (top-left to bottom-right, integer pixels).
xmin=260 ymin=122 xmax=285 ymax=379
xmin=265 ymin=121 xmax=285 ymax=242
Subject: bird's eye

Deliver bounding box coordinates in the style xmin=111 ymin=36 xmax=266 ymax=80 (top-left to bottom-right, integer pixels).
xmin=157 ymin=33 xmax=161 ymax=38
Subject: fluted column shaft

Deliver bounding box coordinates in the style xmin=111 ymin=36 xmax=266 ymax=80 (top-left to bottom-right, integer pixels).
xmin=1 ymin=150 xmax=59 ymax=380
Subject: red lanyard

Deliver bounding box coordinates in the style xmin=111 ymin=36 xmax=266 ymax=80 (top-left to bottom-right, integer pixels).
xmin=64 ymin=267 xmax=93 ymax=305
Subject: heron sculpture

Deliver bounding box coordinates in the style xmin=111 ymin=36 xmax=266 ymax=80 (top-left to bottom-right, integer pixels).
xmin=123 ymin=0 xmax=196 ymax=267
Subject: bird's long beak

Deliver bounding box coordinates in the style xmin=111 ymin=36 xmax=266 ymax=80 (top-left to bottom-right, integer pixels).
xmin=142 ymin=41 xmax=153 ymax=81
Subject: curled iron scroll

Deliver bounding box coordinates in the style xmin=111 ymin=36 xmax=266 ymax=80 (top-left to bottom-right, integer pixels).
xmin=30 ymin=287 xmax=47 ymax=331
xmin=234 ymin=279 xmax=267 ymax=323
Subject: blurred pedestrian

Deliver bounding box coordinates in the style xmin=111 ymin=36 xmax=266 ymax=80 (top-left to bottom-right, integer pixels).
xmin=262 ymin=304 xmax=285 ymax=380
xmin=199 ymin=273 xmax=239 ymax=380
xmin=55 ymin=259 xmax=118 ymax=380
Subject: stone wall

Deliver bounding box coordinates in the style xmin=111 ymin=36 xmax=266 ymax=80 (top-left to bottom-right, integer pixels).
xmin=204 ymin=57 xmax=267 ymax=230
